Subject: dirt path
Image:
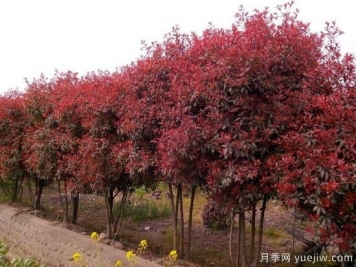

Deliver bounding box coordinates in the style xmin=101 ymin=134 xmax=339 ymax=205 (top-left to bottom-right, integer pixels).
xmin=0 ymin=204 xmax=162 ymax=267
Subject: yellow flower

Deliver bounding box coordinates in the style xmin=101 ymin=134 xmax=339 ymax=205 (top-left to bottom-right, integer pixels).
xmin=126 ymin=250 xmax=136 ymax=261
xmin=169 ymin=250 xmax=178 ymax=260
xmin=165 ymin=250 xmax=178 ymax=267
xmin=115 ymin=260 xmax=123 ymax=267
xmin=138 ymin=239 xmax=148 ymax=252
xmin=91 ymin=232 xmax=99 ymax=242
xmin=72 ymin=252 xmax=83 ymax=264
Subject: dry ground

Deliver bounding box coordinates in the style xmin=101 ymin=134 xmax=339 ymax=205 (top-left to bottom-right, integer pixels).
xmin=6 ymin=184 xmax=309 ymax=267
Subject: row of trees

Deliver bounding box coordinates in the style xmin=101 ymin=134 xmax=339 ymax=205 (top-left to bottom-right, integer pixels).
xmin=0 ymin=3 xmax=355 ymax=266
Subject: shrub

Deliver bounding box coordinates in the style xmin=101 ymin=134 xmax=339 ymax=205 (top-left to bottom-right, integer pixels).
xmin=202 ymin=199 xmax=230 ymax=230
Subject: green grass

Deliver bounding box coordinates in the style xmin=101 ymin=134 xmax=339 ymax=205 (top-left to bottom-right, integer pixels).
xmin=0 ymin=239 xmax=41 ymax=267
xmin=0 ymin=181 xmax=12 ymax=203
xmin=134 ymin=187 xmax=146 ymax=200
xmin=163 ymin=225 xmax=174 ymax=246
xmin=124 ymin=200 xmax=172 ymax=223
xmin=122 ymin=182 xmax=208 ymax=224
xmin=263 ymin=227 xmax=290 ymax=248
xmin=0 ymin=193 xmax=11 ymax=203
xmin=264 ymin=227 xmax=287 ymax=239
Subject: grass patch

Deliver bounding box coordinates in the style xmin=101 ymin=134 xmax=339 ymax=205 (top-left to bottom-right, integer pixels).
xmin=163 ymin=225 xmax=174 ymax=246
xmin=264 ymin=227 xmax=287 ymax=239
xmin=0 ymin=239 xmax=41 ymax=267
xmin=263 ymin=227 xmax=290 ymax=247
xmin=0 ymin=181 xmax=12 ymax=203
xmin=0 ymin=193 xmax=11 ymax=203
xmin=124 ymin=200 xmax=172 ymax=223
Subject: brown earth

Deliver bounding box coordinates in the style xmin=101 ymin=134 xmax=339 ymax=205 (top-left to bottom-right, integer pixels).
xmin=6 ymin=184 xmax=309 ymax=267
xmin=0 ymin=204 xmax=161 ymax=267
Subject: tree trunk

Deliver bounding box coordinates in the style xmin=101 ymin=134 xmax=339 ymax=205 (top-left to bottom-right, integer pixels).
xmin=27 ymin=176 xmax=35 ymax=209
xmin=229 ymin=211 xmax=236 ymax=266
xmin=105 ymin=187 xmax=115 ymax=239
xmin=113 ymin=192 xmax=123 ymax=234
xmin=185 ymin=185 xmax=196 ymax=260
xmin=113 ymin=190 xmax=130 ymax=240
xmin=240 ymin=211 xmax=247 ymax=267
xmin=236 ymin=214 xmax=241 ymax=267
xmin=35 ymin=183 xmax=43 ymax=209
xmin=11 ymin=178 xmax=18 ymax=202
xmin=108 ymin=187 xmax=115 ymax=223
xmin=71 ymin=192 xmax=80 ymax=224
xmin=58 ymin=180 xmax=64 ymax=213
xmin=63 ymin=179 xmax=69 ymax=222
xmin=177 ymin=184 xmax=184 ymax=259
xmin=168 ymin=182 xmax=178 ymax=251
xmin=18 ymin=181 xmax=24 ymax=201
xmin=11 ymin=177 xmax=22 ymax=202
xmin=248 ymin=203 xmax=257 ymax=267
xmin=35 ymin=179 xmax=45 ymax=209
xmin=253 ymin=197 xmax=267 ymax=267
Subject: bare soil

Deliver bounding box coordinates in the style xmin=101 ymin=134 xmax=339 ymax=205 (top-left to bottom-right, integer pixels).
xmin=8 ymin=184 xmax=308 ymax=267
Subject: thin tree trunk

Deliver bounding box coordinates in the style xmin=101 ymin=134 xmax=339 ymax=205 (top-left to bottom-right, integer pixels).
xmin=178 ymin=184 xmax=184 ymax=259
xmin=27 ymin=177 xmax=35 ymax=209
xmin=113 ymin=191 xmax=129 ymax=240
xmin=229 ymin=211 xmax=235 ymax=266
xmin=107 ymin=187 xmax=115 ymax=224
xmin=105 ymin=196 xmax=113 ymax=239
xmin=248 ymin=203 xmax=256 ymax=267
xmin=240 ymin=211 xmax=247 ymax=267
xmin=253 ymin=197 xmax=267 ymax=267
xmin=12 ymin=178 xmax=18 ymax=202
xmin=71 ymin=193 xmax=79 ymax=224
xmin=58 ymin=180 xmax=65 ymax=212
xmin=236 ymin=214 xmax=241 ymax=267
xmin=185 ymin=185 xmax=196 ymax=260
xmin=12 ymin=177 xmax=22 ymax=202
xmin=113 ymin=191 xmax=125 ymax=232
xmin=105 ymin=188 xmax=114 ymax=239
xmin=35 ymin=180 xmax=45 ymax=209
xmin=64 ymin=179 xmax=69 ymax=222
xmin=168 ymin=182 xmax=178 ymax=251
xmin=18 ymin=180 xmax=24 ymax=201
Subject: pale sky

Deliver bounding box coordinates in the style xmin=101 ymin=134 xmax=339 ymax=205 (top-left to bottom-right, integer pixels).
xmin=0 ymin=0 xmax=355 ymax=94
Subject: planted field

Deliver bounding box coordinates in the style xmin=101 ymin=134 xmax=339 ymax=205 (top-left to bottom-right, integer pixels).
xmin=1 ymin=182 xmax=316 ymax=267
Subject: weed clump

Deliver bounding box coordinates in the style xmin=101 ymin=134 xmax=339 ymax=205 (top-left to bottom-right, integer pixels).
xmin=202 ymin=199 xmax=229 ymax=230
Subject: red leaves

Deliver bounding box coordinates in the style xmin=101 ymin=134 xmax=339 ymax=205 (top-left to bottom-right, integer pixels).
xmin=0 ymin=1 xmax=354 ymax=254
xmin=277 ymin=183 xmax=296 ymax=196
xmin=0 ymin=92 xmax=28 ymax=181
xmin=345 ymin=192 xmax=356 ymax=206
xmin=322 ymin=181 xmax=340 ymax=195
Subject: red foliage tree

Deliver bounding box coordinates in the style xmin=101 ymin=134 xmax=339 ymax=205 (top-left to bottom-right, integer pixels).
xmin=52 ymin=70 xmax=154 ymax=236
xmin=0 ymin=3 xmax=353 ymax=265
xmin=47 ymin=71 xmax=87 ymax=223
xmin=117 ymin=33 xmax=212 ymax=258
xmin=149 ymin=3 xmax=355 ymax=266
xmin=276 ymin=22 xmax=356 ymax=255
xmin=0 ymin=91 xmax=28 ymax=202
xmin=22 ymin=75 xmax=58 ymax=209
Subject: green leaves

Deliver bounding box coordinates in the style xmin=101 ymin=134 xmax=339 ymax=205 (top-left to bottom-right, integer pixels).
xmin=0 ymin=240 xmax=9 ymax=255
xmin=0 ymin=240 xmax=41 ymax=267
